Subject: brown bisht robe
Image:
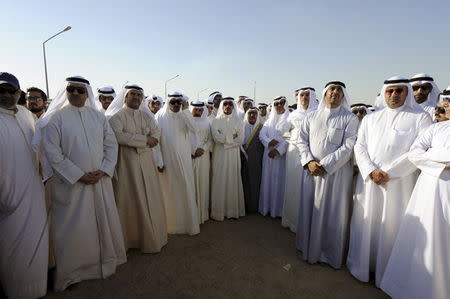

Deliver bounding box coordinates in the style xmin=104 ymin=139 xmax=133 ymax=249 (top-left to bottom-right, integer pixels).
xmin=240 ymin=123 xmax=264 ymax=213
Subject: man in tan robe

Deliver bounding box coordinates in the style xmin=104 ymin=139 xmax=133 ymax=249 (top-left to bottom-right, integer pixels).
xmin=107 ymin=84 xmax=168 ymax=253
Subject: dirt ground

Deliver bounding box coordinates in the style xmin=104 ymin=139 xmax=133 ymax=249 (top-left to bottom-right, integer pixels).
xmin=42 ymin=214 xmax=388 ymax=299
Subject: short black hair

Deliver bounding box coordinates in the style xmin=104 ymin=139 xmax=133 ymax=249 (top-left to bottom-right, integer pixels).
xmin=26 ymin=87 xmax=48 ymax=101
xmin=17 ymin=91 xmax=27 ymax=105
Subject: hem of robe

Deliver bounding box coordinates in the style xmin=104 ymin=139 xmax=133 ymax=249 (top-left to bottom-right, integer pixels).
xmin=258 ymin=209 xmax=282 ymax=218
xmin=125 ymin=239 xmax=168 ymax=254
xmin=281 ymin=218 xmax=297 ymax=233
xmin=210 ymin=211 xmax=246 ymax=221
xmin=4 ymin=279 xmax=47 ymax=299
xmin=167 ymin=226 xmax=200 ymax=236
xmin=55 ymin=257 xmax=126 ymax=291
xmin=346 ymin=259 xmax=370 ymax=283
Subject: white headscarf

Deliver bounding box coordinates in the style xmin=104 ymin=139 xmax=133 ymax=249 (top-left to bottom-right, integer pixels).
xmin=439 ymin=86 xmax=450 ymax=103
xmin=95 ymin=86 xmax=116 ymax=111
xmin=33 ymin=75 xmax=97 ymax=147
xmin=104 ymin=84 xmax=147 ymax=119
xmin=189 ymin=100 xmax=209 ymax=129
xmin=374 ymin=76 xmax=423 ymax=112
xmin=265 ymin=96 xmax=291 ymax=132
xmin=288 ymin=86 xmax=318 ymax=122
xmin=143 ymin=94 xmax=164 ymax=117
xmin=410 ymin=73 xmax=441 ymax=107
xmin=318 ymin=81 xmax=351 ymax=111
xmin=37 ymin=76 xmax=96 ymax=129
xmin=208 ymin=91 xmax=222 ymax=104
xmin=350 ymin=104 xmax=370 ymax=114
xmin=216 ymin=97 xmax=240 ymax=120
xmin=244 ymin=107 xmax=261 ymax=127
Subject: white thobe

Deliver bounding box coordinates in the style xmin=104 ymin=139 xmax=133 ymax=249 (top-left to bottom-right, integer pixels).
xmin=210 ymin=115 xmax=246 ymax=220
xmin=282 ymin=116 xmax=306 ymax=232
xmin=156 ymin=109 xmax=200 ymax=235
xmin=43 ymin=105 xmax=126 ymax=291
xmin=381 ymin=121 xmax=450 ymax=299
xmin=347 ymin=106 xmax=432 ymax=286
xmin=258 ymin=118 xmax=290 ymax=218
xmin=259 ymin=115 xmax=268 ymax=124
xmin=191 ymin=119 xmax=213 ymax=224
xmin=420 ymin=102 xmax=436 ymax=120
xmin=0 ymin=107 xmax=48 ymax=299
xmin=296 ymin=106 xmax=359 ymax=269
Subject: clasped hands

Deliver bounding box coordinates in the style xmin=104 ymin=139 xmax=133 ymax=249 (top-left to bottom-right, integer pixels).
xmin=307 ymin=161 xmax=325 ymax=176
xmin=370 ymin=169 xmax=390 ymax=185
xmin=79 ymin=170 xmax=107 ymax=185
xmin=147 ymin=136 xmax=159 ymax=148
xmin=192 ymin=148 xmax=205 ymax=159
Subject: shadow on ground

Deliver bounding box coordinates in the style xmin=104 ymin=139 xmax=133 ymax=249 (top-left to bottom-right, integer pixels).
xmin=44 ymin=214 xmax=388 ymax=299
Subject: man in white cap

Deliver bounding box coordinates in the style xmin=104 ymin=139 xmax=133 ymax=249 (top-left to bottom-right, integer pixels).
xmin=282 ymin=87 xmax=318 ymax=232
xmin=96 ymin=86 xmax=116 ymax=113
xmin=210 ymin=97 xmax=246 ymax=220
xmin=0 ymin=72 xmax=49 ymax=298
xmin=155 ymin=92 xmax=200 ymax=235
xmin=410 ymin=73 xmax=441 ymax=118
xmin=241 ymin=107 xmax=264 ymax=213
xmin=107 ymin=84 xmax=168 ymax=253
xmin=347 ymin=76 xmax=432 ymax=286
xmin=190 ymin=100 xmax=213 ymax=223
xmin=259 ymin=96 xmax=290 ymax=218
xmin=381 ymin=114 xmax=450 ymax=299
xmin=258 ymin=103 xmax=269 ymax=124
xmin=296 ymin=81 xmax=359 ymax=269
xmin=41 ymin=76 xmax=126 ymax=290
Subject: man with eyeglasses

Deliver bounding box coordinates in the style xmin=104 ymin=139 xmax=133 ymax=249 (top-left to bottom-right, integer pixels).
xmin=259 ymin=96 xmax=290 ymax=218
xmin=347 ymin=76 xmax=432 ymax=287
xmin=0 ymin=72 xmax=49 ymax=298
xmin=207 ymin=91 xmax=223 ymax=119
xmin=147 ymin=95 xmax=163 ymax=116
xmin=26 ymin=87 xmax=48 ymax=120
xmin=410 ymin=73 xmax=441 ymax=119
xmin=296 ymin=81 xmax=358 ymax=269
xmin=40 ymin=76 xmax=126 ymax=291
xmin=434 ymin=104 xmax=449 ymax=122
xmin=350 ymin=103 xmax=369 ymax=122
xmin=155 ymin=92 xmax=200 ymax=235
xmin=210 ymin=97 xmax=245 ymax=220
xmin=257 ymin=103 xmax=268 ymax=124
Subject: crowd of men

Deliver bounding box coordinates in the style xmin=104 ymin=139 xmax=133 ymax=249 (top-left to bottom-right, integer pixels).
xmin=1 ymin=71 xmax=450 ymax=299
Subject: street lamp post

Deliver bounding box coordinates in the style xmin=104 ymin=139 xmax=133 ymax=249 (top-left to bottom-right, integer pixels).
xmin=164 ymin=74 xmax=180 ymax=99
xmin=253 ymin=81 xmax=256 ymax=100
xmin=197 ymin=88 xmax=208 ymax=100
xmin=43 ymin=26 xmax=72 ymax=98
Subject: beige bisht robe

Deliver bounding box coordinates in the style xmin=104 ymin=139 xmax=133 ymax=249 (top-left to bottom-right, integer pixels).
xmin=0 ymin=106 xmax=48 ymax=299
xmin=155 ymin=109 xmax=200 ymax=235
xmin=210 ymin=113 xmax=246 ymax=220
xmin=109 ymin=106 xmax=168 ymax=253
xmin=43 ymin=105 xmax=126 ymax=291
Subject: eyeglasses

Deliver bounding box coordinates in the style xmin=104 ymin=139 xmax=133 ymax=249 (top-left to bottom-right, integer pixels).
xmin=442 ymin=97 xmax=450 ymax=103
xmin=435 ymin=107 xmax=446 ymax=114
xmin=151 ymin=101 xmax=161 ymax=105
xmin=66 ymin=86 xmax=86 ymax=94
xmin=27 ymin=96 xmax=43 ymax=102
xmin=352 ymin=109 xmax=367 ymax=115
xmin=385 ymin=88 xmax=404 ymax=94
xmin=273 ymin=101 xmax=285 ymax=107
xmin=169 ymin=100 xmax=182 ymax=105
xmin=222 ymin=102 xmax=233 ymax=107
xmin=412 ymin=85 xmax=431 ymax=91
xmin=0 ymin=87 xmax=18 ymax=95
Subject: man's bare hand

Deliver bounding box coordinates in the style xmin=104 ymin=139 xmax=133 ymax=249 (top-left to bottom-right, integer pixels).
xmin=370 ymin=169 xmax=390 ymax=185
xmin=79 ymin=173 xmax=98 ymax=185
xmin=268 ymin=139 xmax=279 ymax=147
xmin=157 ymin=166 xmax=165 ymax=173
xmin=445 ymin=164 xmax=450 ymax=170
xmin=268 ymin=149 xmax=280 ymax=158
xmin=147 ymin=137 xmax=159 ymax=148
xmin=194 ymin=148 xmax=205 ymax=158
xmin=233 ymin=133 xmax=238 ymax=139
xmin=307 ymin=161 xmax=325 ymax=176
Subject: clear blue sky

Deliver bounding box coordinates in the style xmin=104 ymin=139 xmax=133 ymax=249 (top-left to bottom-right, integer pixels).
xmin=1 ymin=0 xmax=449 ymax=104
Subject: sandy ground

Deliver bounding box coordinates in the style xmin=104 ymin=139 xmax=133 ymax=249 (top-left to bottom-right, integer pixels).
xmin=38 ymin=214 xmax=388 ymax=299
